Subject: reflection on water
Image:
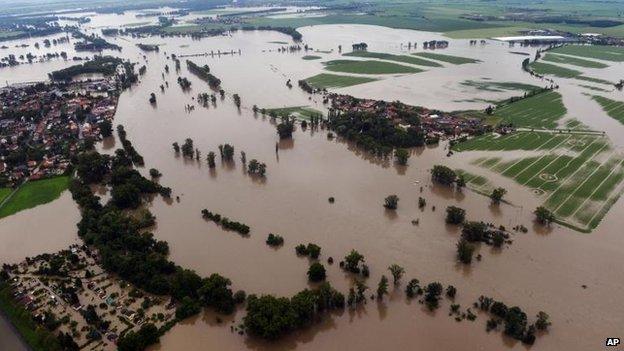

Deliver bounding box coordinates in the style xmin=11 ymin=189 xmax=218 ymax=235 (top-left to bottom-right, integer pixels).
xmin=1 ymin=20 xmax=623 ymax=351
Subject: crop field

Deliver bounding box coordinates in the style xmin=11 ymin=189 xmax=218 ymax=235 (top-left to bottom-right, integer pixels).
xmin=264 ymin=106 xmax=323 ymax=120
xmin=323 ymin=60 xmax=422 ymax=74
xmin=304 ymin=73 xmax=378 ymax=89
xmin=343 ymin=51 xmax=442 ymax=67
xmin=455 ymin=169 xmax=494 ymax=195
xmin=413 ymin=52 xmax=480 ymax=64
xmin=541 ymin=53 xmax=608 ymax=69
xmin=593 ymin=95 xmax=624 ymax=125
xmin=550 ymin=45 xmax=624 ymax=62
xmin=302 ymin=55 xmax=321 ymax=60
xmin=491 ymin=90 xmax=566 ymax=129
xmin=456 ymin=131 xmax=624 ymax=231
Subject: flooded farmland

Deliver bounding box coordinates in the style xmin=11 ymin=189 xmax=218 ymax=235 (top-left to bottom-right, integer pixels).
xmin=1 ymin=11 xmax=623 ymax=351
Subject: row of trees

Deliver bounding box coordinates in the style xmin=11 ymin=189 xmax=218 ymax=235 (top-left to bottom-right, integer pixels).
xmin=201 ymin=209 xmax=251 ymax=235
xmin=186 ymin=60 xmax=221 ymax=88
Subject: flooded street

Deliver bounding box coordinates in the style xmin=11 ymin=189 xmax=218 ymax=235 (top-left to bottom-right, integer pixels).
xmin=1 ymin=18 xmax=623 ymax=351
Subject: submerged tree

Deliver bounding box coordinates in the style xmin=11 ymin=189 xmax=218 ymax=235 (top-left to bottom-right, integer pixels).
xmin=490 ymin=187 xmax=507 ymax=204
xmin=534 ymin=206 xmax=554 ymax=225
xmin=394 ymin=148 xmax=410 ymax=165
xmin=376 ymin=275 xmax=389 ymax=299
xmin=383 ymin=195 xmax=399 ymax=210
xmin=388 ymin=264 xmax=405 ymax=285
xmin=445 ymin=206 xmax=466 ymax=225
xmin=456 ymin=238 xmax=475 ymax=264
xmin=207 ymin=152 xmax=216 ymax=168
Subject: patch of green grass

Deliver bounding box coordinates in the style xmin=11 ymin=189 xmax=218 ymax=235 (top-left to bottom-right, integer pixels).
xmin=550 ymin=45 xmax=624 ymax=62
xmin=0 ymin=282 xmax=62 ymax=350
xmin=304 ymin=73 xmax=378 ymax=89
xmin=413 ymin=52 xmax=480 ymax=64
xmin=0 ymin=188 xmax=11 ymax=204
xmin=593 ymin=95 xmax=624 ymax=125
xmin=302 ymin=55 xmax=322 ymax=60
xmin=323 ymin=60 xmax=422 ymax=74
xmin=265 ymin=106 xmax=323 ymax=120
xmin=343 ymin=51 xmax=442 ymax=67
xmin=541 ymin=53 xmax=608 ymax=69
xmin=0 ymin=176 xmax=69 ymax=219
xmin=578 ymin=84 xmax=610 ymax=92
xmin=455 ymin=169 xmax=494 ymax=194
xmin=493 ymin=90 xmax=567 ymax=129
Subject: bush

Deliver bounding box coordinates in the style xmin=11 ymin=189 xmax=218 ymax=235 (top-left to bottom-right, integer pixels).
xmin=456 ymin=239 xmax=475 ymax=264
xmin=266 ymin=233 xmax=284 ymax=247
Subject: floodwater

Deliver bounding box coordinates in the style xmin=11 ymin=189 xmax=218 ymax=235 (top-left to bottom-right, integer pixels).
xmin=1 ymin=15 xmax=623 ymax=351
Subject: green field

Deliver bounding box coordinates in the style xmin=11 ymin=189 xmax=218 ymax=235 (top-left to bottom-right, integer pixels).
xmin=0 ymin=176 xmax=70 ymax=219
xmin=491 ymin=90 xmax=567 ymax=129
xmin=302 ymin=55 xmax=322 ymax=60
xmin=0 ymin=188 xmax=11 ymax=204
xmin=304 ymin=73 xmax=378 ymax=89
xmin=456 ymin=169 xmax=495 ymax=194
xmin=323 ymin=60 xmax=422 ymax=74
xmin=343 ymin=51 xmax=442 ymax=67
xmin=541 ymin=53 xmax=608 ymax=69
xmin=413 ymin=52 xmax=480 ymax=64
xmin=265 ymin=106 xmax=323 ymax=120
xmin=593 ymin=95 xmax=624 ymax=125
xmin=455 ymin=131 xmax=624 ymax=231
xmin=550 ymin=45 xmax=624 ymax=62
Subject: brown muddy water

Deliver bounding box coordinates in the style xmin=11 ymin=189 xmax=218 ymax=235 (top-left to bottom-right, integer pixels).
xmin=0 ymin=17 xmax=623 ymax=351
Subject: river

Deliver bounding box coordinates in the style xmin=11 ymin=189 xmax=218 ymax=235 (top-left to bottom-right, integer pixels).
xmin=0 ymin=11 xmax=623 ymax=351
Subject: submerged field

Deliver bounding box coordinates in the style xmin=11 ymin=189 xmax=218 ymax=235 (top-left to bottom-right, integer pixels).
xmin=304 ymin=73 xmax=378 ymax=88
xmin=343 ymin=51 xmax=442 ymax=67
xmin=541 ymin=53 xmax=608 ymax=69
xmin=323 ymin=59 xmax=423 ymax=74
xmin=0 ymin=176 xmax=70 ymax=219
xmin=592 ymin=95 xmax=624 ymax=125
xmin=455 ymin=131 xmax=624 ymax=231
xmin=413 ymin=52 xmax=480 ymax=64
xmin=529 ymin=61 xmax=613 ymax=85
xmin=264 ymin=106 xmax=323 ymax=120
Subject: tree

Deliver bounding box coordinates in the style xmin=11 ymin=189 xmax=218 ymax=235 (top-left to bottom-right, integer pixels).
xmin=277 ymin=119 xmax=295 ymax=139
xmin=456 ymin=239 xmax=475 ymax=264
xmin=117 ymin=323 xmax=160 ymax=351
xmin=221 ymin=144 xmax=234 ymax=160
xmin=431 ymin=165 xmax=456 ymax=185
xmin=149 ymin=168 xmax=161 ymax=178
xmin=244 ymin=295 xmax=297 ymax=340
xmin=172 ymin=142 xmax=180 ymax=153
xmin=383 ymin=195 xmax=399 ymax=210
xmin=490 ymin=187 xmax=507 ymax=204
xmin=307 ymin=262 xmax=326 ymax=282
xmin=424 ymin=282 xmax=443 ymax=310
xmin=388 ymin=264 xmax=405 ymax=285
xmin=504 ymin=306 xmax=528 ymax=340
xmin=233 ymin=94 xmax=241 ymax=107
xmin=462 ymin=221 xmax=487 ymax=242
xmin=445 ymin=206 xmax=466 ymax=224
xmin=535 ymin=311 xmax=551 ymax=331
xmin=377 ymin=275 xmax=389 ymax=299
xmin=344 ymin=250 xmax=364 ymax=273
xmin=149 ymin=93 xmax=156 ymax=104
xmin=99 ymin=120 xmax=113 ymax=137
xmin=207 ymin=152 xmax=216 ymax=168
xmin=405 ymin=279 xmax=420 ymax=298
xmin=394 ymin=148 xmax=409 ymax=165
xmin=266 ymin=233 xmax=284 ymax=247
xmin=181 ymin=138 xmax=194 ymax=158
xmin=456 ymin=175 xmax=466 ymax=188
xmin=534 ymin=206 xmax=554 ymax=225
xmin=175 ymin=296 xmax=200 ymax=319
xmin=306 ymin=243 xmax=321 ymax=259
xmin=198 ymin=273 xmax=235 ymax=314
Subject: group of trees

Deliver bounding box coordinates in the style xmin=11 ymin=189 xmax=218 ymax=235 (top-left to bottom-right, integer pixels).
xmin=295 ymin=243 xmax=321 ymax=259
xmin=266 ymin=233 xmax=284 ymax=247
xmin=276 ymin=118 xmax=295 ymax=139
xmin=431 ymin=165 xmax=458 ymax=186
xmin=383 ymin=195 xmax=399 ymax=210
xmin=328 ymin=111 xmax=425 ymax=158
xmin=48 ymin=56 xmax=123 ymax=81
xmin=177 ymin=76 xmax=192 ymax=90
xmin=244 ymin=282 xmax=344 ymax=340
xmin=476 ymin=296 xmax=550 ymax=345
xmin=186 ymin=60 xmax=221 ymax=88
xmin=201 ymin=209 xmax=251 ymax=235
xmin=247 ymin=159 xmax=267 ymax=177
xmin=455 ymin=221 xmax=510 ymax=264
xmin=117 ymin=125 xmax=144 ymax=166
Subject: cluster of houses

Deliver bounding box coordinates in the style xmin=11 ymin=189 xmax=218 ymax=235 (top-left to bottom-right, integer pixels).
xmin=3 ymin=245 xmax=174 ymax=349
xmin=328 ymin=94 xmax=487 ymax=140
xmin=0 ymin=79 xmax=119 ymax=187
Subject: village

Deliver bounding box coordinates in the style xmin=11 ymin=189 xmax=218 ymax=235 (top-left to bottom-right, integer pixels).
xmin=327 ymin=93 xmax=489 ymax=142
xmin=2 ymin=244 xmax=176 ymax=349
xmin=0 ymin=78 xmax=119 ymax=187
